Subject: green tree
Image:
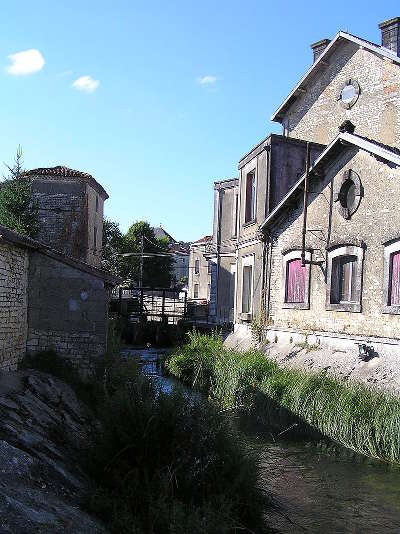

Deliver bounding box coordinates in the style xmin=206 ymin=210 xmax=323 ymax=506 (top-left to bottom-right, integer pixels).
xmin=101 ymin=218 xmax=126 ymax=276
xmin=124 ymin=220 xmax=173 ymax=287
xmin=0 ymin=146 xmax=40 ymax=238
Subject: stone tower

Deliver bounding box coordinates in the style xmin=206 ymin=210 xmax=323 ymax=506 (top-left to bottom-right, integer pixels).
xmin=23 ymin=166 xmax=108 ymax=267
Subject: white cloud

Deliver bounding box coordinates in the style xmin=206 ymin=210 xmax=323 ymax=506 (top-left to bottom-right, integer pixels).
xmin=72 ymin=75 xmax=99 ymax=93
xmin=7 ymin=49 xmax=45 ymax=75
xmin=197 ymin=75 xmax=217 ymax=85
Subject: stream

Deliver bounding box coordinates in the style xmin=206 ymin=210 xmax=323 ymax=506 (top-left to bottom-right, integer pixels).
xmin=122 ymin=346 xmax=400 ymax=533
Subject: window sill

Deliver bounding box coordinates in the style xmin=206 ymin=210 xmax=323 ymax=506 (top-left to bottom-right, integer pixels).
xmin=382 ymin=305 xmax=400 ymax=315
xmin=282 ymin=302 xmax=310 ymax=310
xmin=242 ymin=220 xmax=256 ymax=228
xmin=326 ymin=302 xmax=361 ymax=313
xmin=239 ymin=312 xmax=253 ymax=322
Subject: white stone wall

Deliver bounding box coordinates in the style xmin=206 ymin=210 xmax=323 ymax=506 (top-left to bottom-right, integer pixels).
xmin=0 ymin=242 xmax=28 ymax=370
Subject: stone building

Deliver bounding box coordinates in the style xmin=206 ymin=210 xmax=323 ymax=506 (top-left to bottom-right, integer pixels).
xmin=0 ymin=225 xmax=115 ymax=372
xmin=152 ymin=225 xmax=190 ymax=286
xmin=225 ymin=17 xmax=400 ymax=358
xmin=234 ymin=135 xmax=323 ymax=327
xmin=206 ymin=178 xmax=238 ymax=324
xmin=23 ymin=166 xmax=108 ymax=267
xmin=188 ymin=236 xmax=212 ymax=301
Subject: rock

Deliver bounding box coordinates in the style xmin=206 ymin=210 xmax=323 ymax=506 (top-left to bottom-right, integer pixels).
xmin=0 ymin=369 xmax=106 ymax=533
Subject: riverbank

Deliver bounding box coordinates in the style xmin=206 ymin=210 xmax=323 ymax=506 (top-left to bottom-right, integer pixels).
xmin=166 ymin=331 xmax=400 ymax=463
xmin=19 ymin=350 xmax=268 ymax=534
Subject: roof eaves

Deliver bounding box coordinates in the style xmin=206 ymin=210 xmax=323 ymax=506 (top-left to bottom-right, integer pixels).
xmin=270 ymin=31 xmax=400 ymax=123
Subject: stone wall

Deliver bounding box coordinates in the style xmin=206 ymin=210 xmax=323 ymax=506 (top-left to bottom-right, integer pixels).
xmin=283 ymin=41 xmax=400 ymax=147
xmin=0 ymin=242 xmax=28 ymax=370
xmin=267 ymin=147 xmax=400 ymax=339
xmin=27 ymin=251 xmax=109 ymax=371
xmin=31 ymin=178 xmax=89 ymax=262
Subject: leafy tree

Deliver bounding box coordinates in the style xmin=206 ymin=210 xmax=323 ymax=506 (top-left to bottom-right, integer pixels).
xmin=124 ymin=220 xmax=173 ymax=287
xmin=101 ymin=218 xmax=126 ymax=276
xmin=0 ymin=146 xmax=40 ymax=237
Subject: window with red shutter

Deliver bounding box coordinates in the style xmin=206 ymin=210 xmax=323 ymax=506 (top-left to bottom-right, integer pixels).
xmin=285 ymin=259 xmax=306 ymax=303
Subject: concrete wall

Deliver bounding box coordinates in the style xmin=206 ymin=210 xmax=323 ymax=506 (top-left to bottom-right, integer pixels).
xmin=0 ymin=242 xmax=28 ymax=371
xmin=282 ymin=41 xmax=400 ymax=146
xmin=267 ymin=147 xmax=400 ymax=339
xmin=27 ymin=251 xmax=109 ymax=370
xmin=87 ymin=185 xmax=104 ymax=267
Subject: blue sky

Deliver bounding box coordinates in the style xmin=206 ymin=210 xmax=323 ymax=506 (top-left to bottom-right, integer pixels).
xmin=0 ymin=1 xmax=398 ymax=241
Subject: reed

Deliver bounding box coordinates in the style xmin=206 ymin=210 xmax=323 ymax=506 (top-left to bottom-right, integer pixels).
xmin=167 ymin=333 xmax=400 ymax=463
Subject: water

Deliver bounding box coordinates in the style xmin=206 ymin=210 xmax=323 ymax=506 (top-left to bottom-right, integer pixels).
xmin=122 ymin=346 xmax=400 ymax=534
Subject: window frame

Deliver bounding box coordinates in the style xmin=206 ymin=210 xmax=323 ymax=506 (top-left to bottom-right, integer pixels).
xmin=244 ymin=170 xmax=256 ymax=225
xmin=241 ymin=254 xmax=254 ymax=316
xmin=193 ymin=283 xmax=199 ymax=299
xmin=326 ymin=245 xmax=364 ymax=313
xmin=382 ymin=240 xmax=400 ymax=314
xmin=282 ymin=250 xmax=311 ymax=310
xmin=194 ymin=258 xmax=200 ymax=275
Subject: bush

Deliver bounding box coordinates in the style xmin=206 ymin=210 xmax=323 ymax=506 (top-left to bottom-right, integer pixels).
xmin=167 ymin=333 xmax=400 ymax=464
xmin=87 ymin=358 xmax=266 ymax=533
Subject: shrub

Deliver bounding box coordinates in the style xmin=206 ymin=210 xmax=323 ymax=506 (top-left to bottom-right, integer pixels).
xmin=87 ymin=359 xmax=266 ymax=533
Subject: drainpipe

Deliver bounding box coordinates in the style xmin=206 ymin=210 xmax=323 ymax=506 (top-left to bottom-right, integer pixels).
xmin=301 ymin=142 xmax=310 ymax=266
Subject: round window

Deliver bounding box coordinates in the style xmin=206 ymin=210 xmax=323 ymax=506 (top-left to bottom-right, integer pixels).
xmin=335 ymin=170 xmax=362 ymax=219
xmin=338 ymin=79 xmax=360 ymax=109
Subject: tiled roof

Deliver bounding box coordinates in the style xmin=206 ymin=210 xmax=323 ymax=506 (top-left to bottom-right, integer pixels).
xmin=22 ymin=166 xmax=109 ymax=199
xmin=152 ymin=226 xmax=176 ymax=243
xmin=192 ymin=235 xmax=212 ymax=244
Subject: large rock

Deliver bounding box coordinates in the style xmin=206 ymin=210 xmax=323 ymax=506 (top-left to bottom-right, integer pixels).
xmin=0 ymin=369 xmax=106 ymax=533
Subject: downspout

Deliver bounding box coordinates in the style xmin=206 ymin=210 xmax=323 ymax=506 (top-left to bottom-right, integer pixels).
xmin=265 ymin=233 xmax=273 ymax=322
xmin=301 ymin=142 xmax=310 ymax=266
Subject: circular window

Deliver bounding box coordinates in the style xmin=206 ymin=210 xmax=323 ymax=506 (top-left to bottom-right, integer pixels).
xmin=338 ymin=79 xmax=360 ymax=109
xmin=335 ymin=170 xmax=362 ymax=219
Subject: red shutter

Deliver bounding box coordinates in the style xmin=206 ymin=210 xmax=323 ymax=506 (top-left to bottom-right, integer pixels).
xmin=286 ymin=259 xmax=306 ymax=303
xmin=391 ymin=252 xmax=400 ymax=305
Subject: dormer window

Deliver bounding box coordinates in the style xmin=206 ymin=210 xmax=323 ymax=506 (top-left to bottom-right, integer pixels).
xmin=338 ymin=79 xmax=360 ymax=109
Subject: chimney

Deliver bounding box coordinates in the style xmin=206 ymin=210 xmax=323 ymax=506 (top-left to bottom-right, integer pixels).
xmin=378 ymin=17 xmax=400 ymax=56
xmin=310 ymin=38 xmax=330 ymax=62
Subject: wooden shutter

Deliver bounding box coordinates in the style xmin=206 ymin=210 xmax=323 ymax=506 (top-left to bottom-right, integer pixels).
xmin=391 ymin=252 xmax=400 ymax=305
xmin=286 ymin=259 xmax=306 ymax=303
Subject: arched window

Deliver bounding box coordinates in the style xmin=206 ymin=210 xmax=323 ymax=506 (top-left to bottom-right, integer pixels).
xmin=326 ymin=246 xmax=364 ymax=312
xmin=282 ymin=250 xmax=311 ymax=309
xmin=383 ymin=240 xmax=400 ymax=314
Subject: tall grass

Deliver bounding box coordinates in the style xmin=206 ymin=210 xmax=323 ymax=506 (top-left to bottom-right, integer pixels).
xmin=166 ymin=332 xmax=400 ymax=464
xmin=24 ymin=343 xmax=267 ymax=533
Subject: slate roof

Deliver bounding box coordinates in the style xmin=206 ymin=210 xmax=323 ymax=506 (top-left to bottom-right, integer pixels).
xmin=260 ymin=132 xmax=400 ymax=231
xmin=152 ymin=226 xmax=176 ymax=243
xmin=22 ymin=166 xmax=109 ymax=199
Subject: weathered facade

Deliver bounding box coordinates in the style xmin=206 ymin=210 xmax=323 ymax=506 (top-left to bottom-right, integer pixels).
xmin=207 ymin=179 xmax=238 ymax=324
xmin=24 ymin=166 xmax=108 ymax=268
xmin=255 ymin=18 xmax=400 ymax=357
xmin=0 ymin=225 xmax=115 ymax=372
xmin=188 ymin=236 xmax=212 ymax=301
xmin=235 ymin=135 xmax=323 ymax=325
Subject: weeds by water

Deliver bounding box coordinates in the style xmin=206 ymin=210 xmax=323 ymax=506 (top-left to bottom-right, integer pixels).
xmin=23 ymin=339 xmax=267 ymax=533
xmin=166 ymin=331 xmax=400 ymax=464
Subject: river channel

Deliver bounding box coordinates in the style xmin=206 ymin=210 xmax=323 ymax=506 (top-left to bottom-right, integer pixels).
xmin=122 ymin=346 xmax=400 ymax=534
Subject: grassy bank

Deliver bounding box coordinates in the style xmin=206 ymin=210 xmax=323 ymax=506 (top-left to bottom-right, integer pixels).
xmin=167 ymin=331 xmax=400 ymax=464
xmin=23 ymin=347 xmax=267 ymax=533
